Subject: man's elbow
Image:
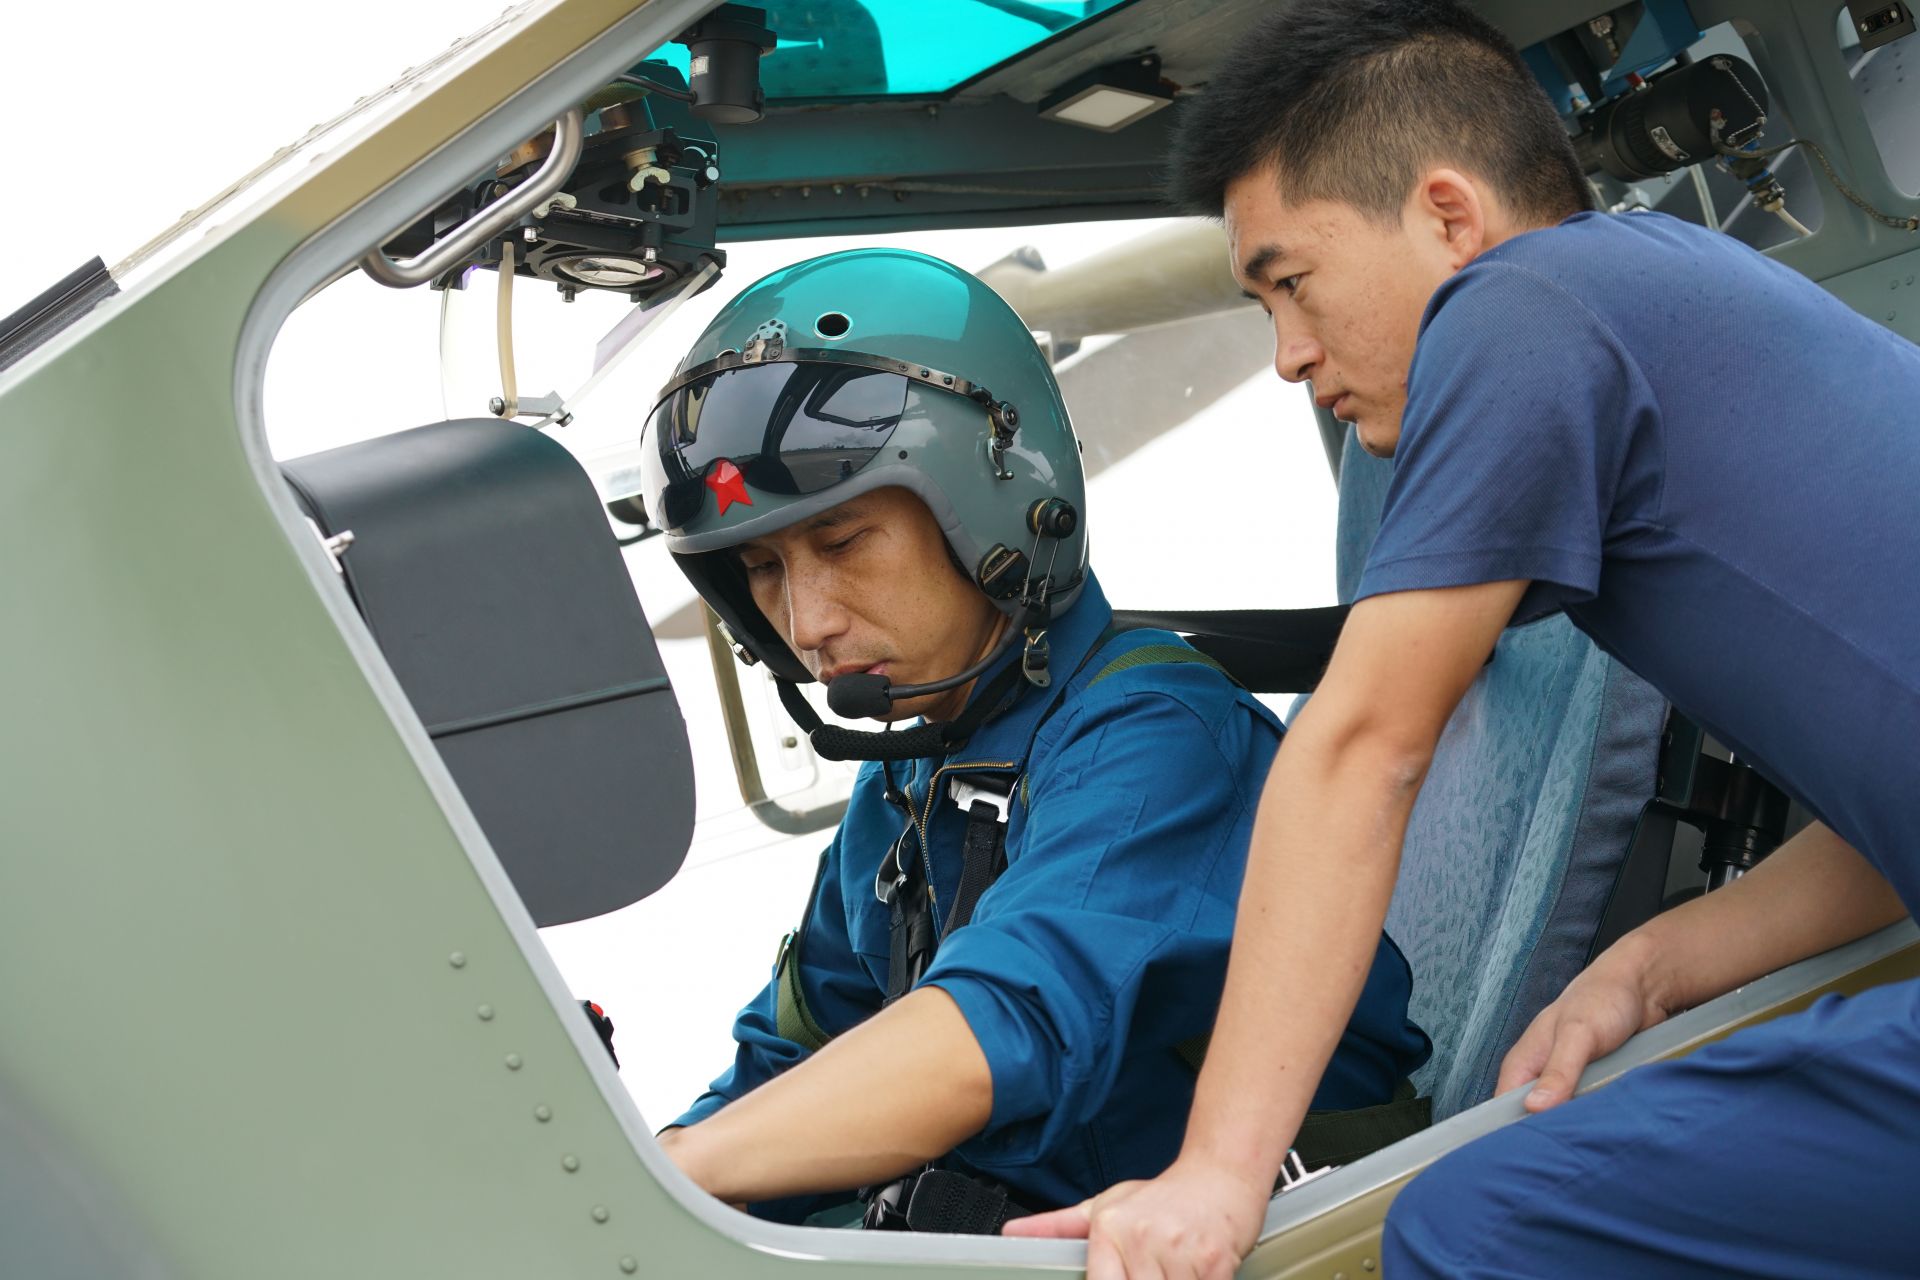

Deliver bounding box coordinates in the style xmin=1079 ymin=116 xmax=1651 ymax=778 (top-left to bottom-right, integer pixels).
xmin=1289 ymin=697 xmax=1440 ymax=797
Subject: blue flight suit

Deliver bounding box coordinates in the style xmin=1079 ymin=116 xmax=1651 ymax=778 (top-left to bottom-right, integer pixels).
xmin=674 ymin=572 xmax=1431 ymax=1221
xmin=1362 ymin=211 xmax=1920 ymax=1276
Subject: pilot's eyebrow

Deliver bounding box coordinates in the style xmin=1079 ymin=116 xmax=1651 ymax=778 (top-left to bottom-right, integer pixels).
xmin=1241 ymin=244 xmax=1286 ymax=289
xmin=801 ymin=503 xmax=866 ymax=533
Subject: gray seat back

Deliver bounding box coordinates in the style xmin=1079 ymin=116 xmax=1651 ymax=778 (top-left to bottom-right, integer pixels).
xmin=1330 ymin=430 xmax=1665 ymax=1119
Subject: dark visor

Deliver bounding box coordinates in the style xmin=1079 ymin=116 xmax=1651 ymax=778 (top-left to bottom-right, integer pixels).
xmin=641 ymin=361 xmax=912 ymax=531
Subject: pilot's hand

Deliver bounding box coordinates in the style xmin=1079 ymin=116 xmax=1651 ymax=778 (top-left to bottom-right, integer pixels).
xmin=1003 ymin=1157 xmax=1266 ymax=1280
xmin=1496 ymin=934 xmax=1672 ymax=1112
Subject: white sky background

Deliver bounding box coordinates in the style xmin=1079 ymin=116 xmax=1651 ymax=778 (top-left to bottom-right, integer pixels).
xmin=6 ymin=2 xmax=1339 ymax=1128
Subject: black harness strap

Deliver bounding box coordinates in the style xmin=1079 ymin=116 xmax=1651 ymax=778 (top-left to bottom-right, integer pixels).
xmin=880 ymin=827 xmax=939 ymax=1007
xmin=943 ymin=782 xmax=1013 ymax=936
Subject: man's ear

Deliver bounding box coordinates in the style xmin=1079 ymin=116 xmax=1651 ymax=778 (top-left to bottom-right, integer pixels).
xmin=1409 ymin=167 xmax=1488 ymax=270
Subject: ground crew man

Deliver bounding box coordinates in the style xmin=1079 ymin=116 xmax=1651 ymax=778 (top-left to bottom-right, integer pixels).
xmin=637 ymin=248 xmax=1431 ymax=1229
xmin=1004 ymin=2 xmax=1920 ymax=1275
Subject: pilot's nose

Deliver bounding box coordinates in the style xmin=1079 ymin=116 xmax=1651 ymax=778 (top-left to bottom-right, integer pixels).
xmin=784 ymin=568 xmax=851 ymax=657
xmin=1273 ymin=318 xmax=1321 ymax=385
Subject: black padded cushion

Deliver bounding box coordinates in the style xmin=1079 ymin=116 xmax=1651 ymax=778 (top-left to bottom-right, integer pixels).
xmin=282 ymin=419 xmax=695 ymax=926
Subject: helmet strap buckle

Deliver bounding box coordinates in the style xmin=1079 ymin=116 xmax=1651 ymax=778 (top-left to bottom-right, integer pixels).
xmin=970 ymin=390 xmax=1020 ymax=480
xmin=1021 ymin=626 xmax=1052 ymax=688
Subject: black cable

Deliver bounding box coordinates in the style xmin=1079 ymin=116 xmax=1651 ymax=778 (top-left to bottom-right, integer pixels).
xmin=613 ymin=73 xmax=696 ymax=104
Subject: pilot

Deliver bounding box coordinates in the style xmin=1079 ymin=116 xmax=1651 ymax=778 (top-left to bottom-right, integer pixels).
xmin=1006 ymin=1 xmax=1920 ymax=1276
xmin=638 ymin=248 xmax=1431 ymax=1230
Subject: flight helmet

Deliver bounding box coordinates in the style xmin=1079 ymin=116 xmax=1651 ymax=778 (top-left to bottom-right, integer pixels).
xmin=640 ymin=248 xmax=1088 ymax=691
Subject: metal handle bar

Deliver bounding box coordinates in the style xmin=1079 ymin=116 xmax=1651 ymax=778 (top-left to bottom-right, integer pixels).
xmin=359 ymin=109 xmax=584 ymax=289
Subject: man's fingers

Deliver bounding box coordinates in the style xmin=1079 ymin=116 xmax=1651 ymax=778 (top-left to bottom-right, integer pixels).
xmin=1524 ymin=1020 xmax=1596 ymax=1112
xmin=1002 ymin=1202 xmax=1092 ymax=1239
xmin=1092 ymin=1213 xmax=1170 ymax=1280
xmin=1084 ymin=1232 xmax=1130 ymax=1280
xmin=1495 ymin=1011 xmax=1556 ymax=1096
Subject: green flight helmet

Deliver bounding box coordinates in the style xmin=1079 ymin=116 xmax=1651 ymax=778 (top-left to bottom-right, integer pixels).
xmin=640 ymin=248 xmax=1089 ymax=687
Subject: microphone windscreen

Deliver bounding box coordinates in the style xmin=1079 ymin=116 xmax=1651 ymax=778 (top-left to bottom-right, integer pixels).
xmin=827 ymin=673 xmax=892 ymax=719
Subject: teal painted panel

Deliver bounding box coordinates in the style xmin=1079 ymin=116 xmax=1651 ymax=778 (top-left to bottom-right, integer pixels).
xmin=645 ymin=0 xmax=1133 ymax=99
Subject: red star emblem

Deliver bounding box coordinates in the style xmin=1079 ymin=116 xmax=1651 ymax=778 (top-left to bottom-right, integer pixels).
xmin=705 ymin=458 xmax=753 ymax=516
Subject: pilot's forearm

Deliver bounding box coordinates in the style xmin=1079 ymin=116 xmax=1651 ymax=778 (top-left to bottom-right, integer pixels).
xmin=662 ymin=987 xmax=992 ymax=1206
xmin=1628 ymin=820 xmax=1908 ymax=1015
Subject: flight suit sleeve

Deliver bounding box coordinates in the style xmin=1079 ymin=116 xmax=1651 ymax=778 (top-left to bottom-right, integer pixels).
xmin=919 ymin=676 xmax=1260 ymax=1173
xmin=670 ymin=824 xmax=882 ymax=1132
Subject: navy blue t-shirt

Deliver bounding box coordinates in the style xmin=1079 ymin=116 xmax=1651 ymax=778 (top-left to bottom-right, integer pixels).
xmin=1357 ymin=210 xmax=1920 ymax=909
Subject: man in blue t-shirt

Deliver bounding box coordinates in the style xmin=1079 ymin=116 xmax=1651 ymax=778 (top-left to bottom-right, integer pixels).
xmin=1006 ymin=3 xmax=1920 ymax=1277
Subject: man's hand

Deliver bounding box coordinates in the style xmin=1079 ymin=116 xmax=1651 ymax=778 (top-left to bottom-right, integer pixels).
xmin=1498 ymin=821 xmax=1905 ymax=1113
xmin=1004 ymin=1158 xmax=1268 ymax=1280
xmin=1495 ymin=933 xmax=1668 ymax=1111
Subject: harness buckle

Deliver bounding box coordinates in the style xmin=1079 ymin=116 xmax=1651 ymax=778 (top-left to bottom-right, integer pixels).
xmin=949 ymin=775 xmax=1012 ymax=825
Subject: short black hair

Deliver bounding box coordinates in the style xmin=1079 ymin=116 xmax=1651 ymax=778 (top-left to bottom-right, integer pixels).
xmin=1169 ymin=0 xmax=1592 ymax=224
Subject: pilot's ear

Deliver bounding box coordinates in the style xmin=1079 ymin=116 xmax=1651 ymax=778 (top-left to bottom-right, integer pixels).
xmin=1410 ymin=167 xmax=1487 ymax=269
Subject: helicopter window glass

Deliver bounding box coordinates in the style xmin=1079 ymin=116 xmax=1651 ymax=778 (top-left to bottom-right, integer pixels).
xmin=641 ymin=0 xmax=1136 ymax=100
xmin=1834 ymin=4 xmax=1920 ymax=197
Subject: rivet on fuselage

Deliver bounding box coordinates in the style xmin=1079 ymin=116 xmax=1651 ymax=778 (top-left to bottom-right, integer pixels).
xmin=592 ymin=1205 xmax=611 ymax=1224
xmin=449 ymin=952 xmax=467 ymax=969
xmin=534 ymin=1105 xmax=553 ymax=1123
xmin=506 ymin=1053 xmax=524 ymax=1070
xmin=619 ymin=1257 xmax=638 ymax=1274
xmin=477 ymin=1004 xmax=495 ymax=1021
xmin=563 ymin=1154 xmax=581 ymax=1173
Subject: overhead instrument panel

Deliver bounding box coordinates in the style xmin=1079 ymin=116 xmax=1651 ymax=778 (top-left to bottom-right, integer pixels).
xmin=360 ymin=4 xmax=777 ymax=304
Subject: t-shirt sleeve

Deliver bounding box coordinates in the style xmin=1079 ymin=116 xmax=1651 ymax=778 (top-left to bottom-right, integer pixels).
xmin=1355 ymin=260 xmax=1658 ymax=622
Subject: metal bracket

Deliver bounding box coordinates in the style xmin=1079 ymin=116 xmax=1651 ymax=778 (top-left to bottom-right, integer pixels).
xmin=949 ymin=776 xmax=1012 ymax=825
xmin=303 ymin=517 xmax=354 ymax=575
xmin=359 ymin=110 xmax=585 ymax=289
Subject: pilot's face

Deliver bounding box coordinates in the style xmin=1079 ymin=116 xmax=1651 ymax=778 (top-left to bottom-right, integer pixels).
xmin=1224 ymin=165 xmax=1463 ymax=457
xmin=735 ymin=486 xmax=1007 ymax=723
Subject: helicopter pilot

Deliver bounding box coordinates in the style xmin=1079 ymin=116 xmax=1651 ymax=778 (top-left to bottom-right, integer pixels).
xmin=636 ymin=249 xmax=1432 ymax=1228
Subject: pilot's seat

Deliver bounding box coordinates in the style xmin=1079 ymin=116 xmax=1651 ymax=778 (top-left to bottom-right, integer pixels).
xmin=280 ymin=418 xmax=696 ymax=927
xmin=1333 ymin=430 xmax=1668 ymax=1119
xmin=1123 ymin=422 xmax=1670 ymax=1127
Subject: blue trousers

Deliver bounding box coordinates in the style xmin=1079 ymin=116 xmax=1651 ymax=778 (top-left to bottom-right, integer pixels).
xmin=1383 ymin=976 xmax=1920 ymax=1278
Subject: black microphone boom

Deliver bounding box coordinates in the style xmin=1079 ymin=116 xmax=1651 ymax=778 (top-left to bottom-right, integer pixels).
xmin=823 ymin=628 xmax=1021 ymax=720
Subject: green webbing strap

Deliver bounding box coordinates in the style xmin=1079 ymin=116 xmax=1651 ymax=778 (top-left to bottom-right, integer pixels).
xmin=1291 ymin=1079 xmax=1431 ymax=1171
xmin=1172 ymin=1047 xmax=1429 ymax=1169
xmin=774 ymin=931 xmax=833 ymax=1052
xmin=773 ymin=851 xmax=836 ymax=1054
xmin=1089 ymin=643 xmax=1235 ymax=687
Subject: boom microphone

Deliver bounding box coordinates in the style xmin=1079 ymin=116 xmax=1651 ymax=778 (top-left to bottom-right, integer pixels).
xmin=826 ymin=628 xmax=1019 ymax=719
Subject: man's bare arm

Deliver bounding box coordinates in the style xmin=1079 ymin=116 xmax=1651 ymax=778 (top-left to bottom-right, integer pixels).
xmin=1179 ymin=580 xmax=1528 ymax=1188
xmin=659 ymin=987 xmax=991 ymax=1206
xmin=1011 ymin=581 xmax=1526 ymax=1277
xmin=1499 ymin=820 xmax=1908 ymax=1108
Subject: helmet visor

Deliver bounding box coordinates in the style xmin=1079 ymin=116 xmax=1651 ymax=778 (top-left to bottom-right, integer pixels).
xmin=642 ymin=361 xmax=911 ymax=532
